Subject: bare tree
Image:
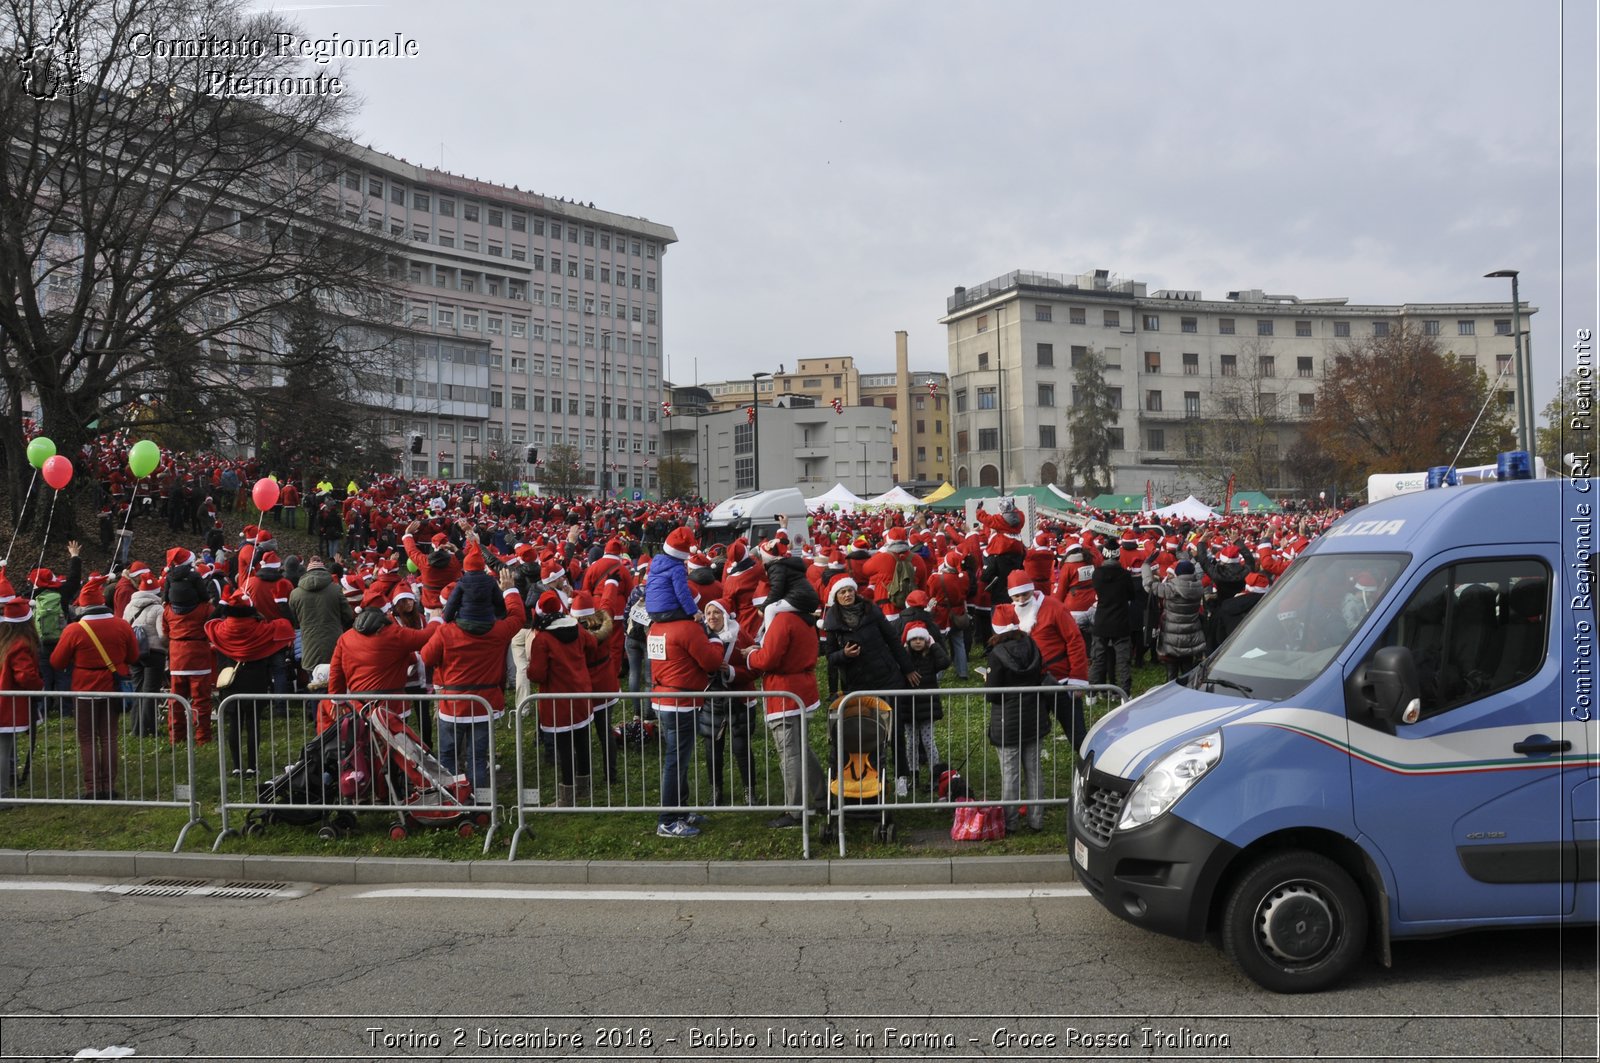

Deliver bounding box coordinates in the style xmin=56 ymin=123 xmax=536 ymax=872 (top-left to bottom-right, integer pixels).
xmin=0 ymin=0 xmax=399 ymax=536
xmin=656 ymin=453 xmax=696 ymax=500
xmin=1189 ymin=336 xmax=1295 ymax=498
xmin=535 ymin=443 xmax=587 ymax=499
xmin=1066 ymin=347 xmax=1118 ymax=494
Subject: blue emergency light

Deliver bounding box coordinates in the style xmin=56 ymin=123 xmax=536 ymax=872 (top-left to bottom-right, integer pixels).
xmin=1425 ymin=466 xmax=1458 ymax=489
xmin=1495 ymin=450 xmax=1533 ymax=481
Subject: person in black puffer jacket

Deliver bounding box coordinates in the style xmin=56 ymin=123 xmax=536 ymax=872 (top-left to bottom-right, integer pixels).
xmin=820 ymin=578 xmax=916 ymax=697
xmin=985 ymin=603 xmax=1048 ymax=833
xmin=1142 ymin=558 xmax=1207 ymax=681
xmin=757 ymin=537 xmax=820 ymax=639
xmin=1088 ymin=538 xmax=1138 ymax=697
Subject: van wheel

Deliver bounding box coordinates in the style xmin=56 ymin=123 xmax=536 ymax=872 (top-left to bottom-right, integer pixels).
xmin=1222 ymin=851 xmax=1368 ymax=993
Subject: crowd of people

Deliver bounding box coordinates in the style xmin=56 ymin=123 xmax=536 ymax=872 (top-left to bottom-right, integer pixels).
xmin=0 ymin=441 xmax=1335 ymax=837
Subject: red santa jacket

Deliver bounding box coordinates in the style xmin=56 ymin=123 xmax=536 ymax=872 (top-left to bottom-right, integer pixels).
xmin=165 ymin=601 xmax=216 ymax=676
xmin=420 ymin=588 xmax=526 ymax=722
xmin=52 ymin=612 xmax=140 ymax=693
xmin=0 ymin=638 xmax=43 ymax=733
xmin=647 ymin=617 xmax=727 ymax=715
xmin=525 ymin=616 xmax=597 ymax=732
xmin=746 ymin=608 xmax=820 ymax=718
xmin=721 ymin=561 xmax=763 ymax=635
xmin=929 ymin=569 xmax=968 ymax=631
xmin=402 ymin=533 xmax=463 ymax=610
xmin=244 ymin=574 xmax=294 ymax=624
xmin=328 ymin=622 xmax=438 ymax=704
xmin=862 ymin=549 xmax=929 ymax=606
xmin=1018 ymin=592 xmax=1089 ymax=682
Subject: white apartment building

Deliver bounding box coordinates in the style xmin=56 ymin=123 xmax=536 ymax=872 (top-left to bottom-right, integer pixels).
xmin=940 ymin=269 xmax=1534 ymax=496
xmin=336 ymin=143 xmax=675 ymax=493
xmin=663 ymin=400 xmax=895 ymax=501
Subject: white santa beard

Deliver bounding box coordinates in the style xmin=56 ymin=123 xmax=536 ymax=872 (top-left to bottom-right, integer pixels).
xmin=1014 ymin=592 xmax=1042 ymax=632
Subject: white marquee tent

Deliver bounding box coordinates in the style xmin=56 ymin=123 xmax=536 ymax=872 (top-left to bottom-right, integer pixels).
xmin=805 ymin=483 xmax=866 ymax=512
xmin=864 ymin=486 xmax=922 ymax=509
xmin=1153 ymin=495 xmax=1218 ymax=521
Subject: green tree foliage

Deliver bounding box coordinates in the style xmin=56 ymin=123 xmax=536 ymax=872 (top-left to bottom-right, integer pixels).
xmin=1536 ymin=369 xmax=1596 ymax=477
xmin=1066 ymin=347 xmax=1118 ymax=494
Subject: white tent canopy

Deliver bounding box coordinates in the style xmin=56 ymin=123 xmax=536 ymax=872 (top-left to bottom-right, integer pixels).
xmin=864 ymin=486 xmax=922 ymax=509
xmin=1153 ymin=495 xmax=1218 ymax=521
xmin=805 ymin=483 xmax=866 ymax=512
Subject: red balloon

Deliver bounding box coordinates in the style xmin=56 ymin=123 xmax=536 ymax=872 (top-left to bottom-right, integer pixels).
xmin=251 ymin=477 xmax=280 ymax=511
xmin=42 ymin=454 xmax=73 ymax=490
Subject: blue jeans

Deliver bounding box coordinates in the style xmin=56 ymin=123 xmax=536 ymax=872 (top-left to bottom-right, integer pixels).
xmin=626 ymin=638 xmax=652 ymax=695
xmin=948 ymin=628 xmax=969 ymax=679
xmin=656 ymin=708 xmax=696 ymax=827
xmin=438 ymin=718 xmax=491 ymax=795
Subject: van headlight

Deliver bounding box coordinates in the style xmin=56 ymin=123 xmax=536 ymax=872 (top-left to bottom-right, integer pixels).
xmin=1117 ymin=731 xmax=1222 ymax=830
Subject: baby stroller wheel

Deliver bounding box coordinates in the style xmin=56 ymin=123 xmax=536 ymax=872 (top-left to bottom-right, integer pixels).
xmin=316 ymin=825 xmax=340 ymax=841
xmin=473 ymin=811 xmax=491 ymax=828
xmin=243 ymin=821 xmax=266 ymax=838
xmin=819 ymin=824 xmax=835 ymax=844
xmin=457 ymin=822 xmax=475 ymax=839
xmin=389 ymin=824 xmax=409 ymax=841
xmin=883 ymin=822 xmax=898 ymax=843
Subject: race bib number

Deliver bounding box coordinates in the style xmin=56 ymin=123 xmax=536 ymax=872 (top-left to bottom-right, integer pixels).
xmin=647 ymin=634 xmax=668 ymax=661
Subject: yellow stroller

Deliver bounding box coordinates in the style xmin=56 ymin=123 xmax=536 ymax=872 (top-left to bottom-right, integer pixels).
xmin=821 ymin=693 xmax=898 ymax=844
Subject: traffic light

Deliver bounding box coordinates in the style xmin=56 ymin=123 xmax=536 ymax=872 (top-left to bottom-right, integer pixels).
xmin=409 ymin=433 xmax=423 ymax=455
xmin=526 ymin=446 xmax=538 ymax=464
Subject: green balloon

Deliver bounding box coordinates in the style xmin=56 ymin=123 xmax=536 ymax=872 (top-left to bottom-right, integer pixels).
xmin=406 ymin=559 xmax=418 ymax=573
xmin=25 ymin=436 xmax=55 ymax=470
xmin=128 ymin=439 xmax=160 ymax=478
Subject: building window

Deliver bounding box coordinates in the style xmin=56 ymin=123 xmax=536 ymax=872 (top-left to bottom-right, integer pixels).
xmin=1107 ymin=428 xmax=1124 ymax=451
xmin=1298 ymin=356 xmax=1314 ymax=378
xmin=1142 ymin=314 xmax=1160 ymax=331
xmin=1147 ymin=428 xmax=1165 ymax=451
xmin=1036 ymin=342 xmax=1054 ymax=367
xmin=1257 ymin=319 xmax=1274 ymax=336
xmin=1107 ymin=387 xmax=1122 ymax=408
xmin=976 ymin=386 xmax=997 ymax=410
xmin=1334 ymin=321 xmax=1350 ymax=337
xmin=1144 ymin=351 xmax=1160 ymax=374
xmin=1373 ymin=321 xmax=1390 ymax=337
xmin=413 ymin=191 xmax=430 ymax=210
xmin=1183 ymin=352 xmax=1199 ymax=375
xmin=1070 ymin=345 xmax=1088 ymax=368
xmin=1495 ymin=319 xmax=1512 ymax=335
xmin=1219 ymin=318 xmax=1236 ymax=335
xmin=978 ymin=427 xmax=998 ymax=451
xmin=1424 ymin=320 xmax=1441 ymax=336
xmin=389 ymin=184 xmax=405 ymax=205
xmin=1185 ymin=430 xmax=1203 ymax=458
xmin=1181 ymin=317 xmax=1197 ymax=333
xmin=957 ymin=430 xmax=969 ymax=453
xmin=1070 ymin=307 xmax=1087 ymax=325
xmin=1103 ymin=310 xmax=1120 ymax=327
xmin=1458 ymin=320 xmax=1476 ymax=336
xmin=915 ymin=418 xmax=925 ymax=433
xmin=1296 ymin=320 xmax=1312 ymax=337
xmin=1035 ymin=304 xmax=1052 ymax=322
xmin=977 ymin=351 xmax=989 ymax=369
xmin=1259 ymin=355 xmax=1275 ymax=377
xmin=1184 ymin=391 xmax=1201 ymax=417
xmin=1037 ymin=383 xmax=1055 ymax=407
xmin=976 ymin=314 xmax=988 ymax=333
xmin=954 ymin=388 xmax=967 ymax=413
xmin=1039 ymin=424 xmax=1056 ymax=449
xmin=1497 ymin=353 xmax=1513 ymax=377
xmin=1146 ymin=390 xmax=1162 ymax=412
xmin=1299 ymin=393 xmax=1316 ymax=415
xmin=1257 ymin=393 xmax=1279 ymax=418
xmin=1220 ymin=354 xmax=1237 ymax=376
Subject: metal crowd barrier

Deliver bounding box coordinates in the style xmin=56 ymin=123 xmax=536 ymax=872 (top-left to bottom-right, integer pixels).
xmin=210 ymin=692 xmax=499 ymax=855
xmin=508 ymin=688 xmax=814 ymax=860
xmin=0 ymin=689 xmax=208 ymax=851
xmin=825 ymin=684 xmax=1129 ymax=857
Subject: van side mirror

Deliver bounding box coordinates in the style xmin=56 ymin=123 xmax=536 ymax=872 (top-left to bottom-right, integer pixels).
xmin=1346 ymin=645 xmax=1422 ymax=728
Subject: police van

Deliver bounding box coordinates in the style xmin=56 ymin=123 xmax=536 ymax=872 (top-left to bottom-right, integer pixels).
xmin=1070 ymin=456 xmax=1597 ymax=992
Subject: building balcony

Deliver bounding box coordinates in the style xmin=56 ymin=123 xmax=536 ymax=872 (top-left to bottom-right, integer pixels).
xmin=793 ymin=445 xmax=831 ymax=459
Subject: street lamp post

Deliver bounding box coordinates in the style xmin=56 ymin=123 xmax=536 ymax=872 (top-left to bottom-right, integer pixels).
xmin=1485 ymin=270 xmax=1531 ymax=453
xmin=752 ymin=371 xmax=772 ymax=492
xmin=861 ymin=440 xmax=869 ymax=496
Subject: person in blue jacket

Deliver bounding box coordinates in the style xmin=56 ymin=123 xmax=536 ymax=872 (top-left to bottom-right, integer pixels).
xmin=645 ymin=526 xmax=701 ymax=623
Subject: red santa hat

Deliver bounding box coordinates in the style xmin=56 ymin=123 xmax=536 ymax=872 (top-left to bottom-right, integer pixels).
xmin=390 ymin=585 xmax=417 ymax=608
xmin=124 ymin=561 xmax=150 ymax=581
xmin=826 ymin=577 xmax=858 ymax=606
xmin=513 ymin=543 xmax=538 ymax=566
xmin=826 ymin=549 xmax=847 ymax=572
xmin=540 ymin=559 xmax=568 ymax=583
xmin=1245 ymin=572 xmax=1271 ymax=594
xmin=663 ymin=526 xmax=696 ymax=560
xmin=258 ymin=551 xmax=282 ymax=569
xmin=360 ymin=585 xmax=391 ymax=612
xmin=2 ymin=597 xmax=34 ymax=623
xmin=991 ymin=603 xmax=1020 ymax=634
xmin=758 ymin=537 xmax=788 ymax=560
xmin=76 ymin=573 xmax=109 ymax=609
xmin=137 ymin=572 xmax=160 ymax=592
xmin=431 ymin=532 xmax=451 ymax=548
xmin=462 ymin=539 xmax=486 ymax=572
xmin=255 ymin=529 xmax=273 ymax=545
xmin=902 ymin=623 xmax=932 ymax=645
xmin=1032 ymin=531 xmax=1053 ymax=550
xmin=883 ymin=527 xmax=911 ymax=553
xmin=1006 ymin=570 xmax=1036 ymax=598
xmin=942 ymin=550 xmax=963 ymax=571
xmin=0 ymin=570 xmax=15 ymax=603
xmin=688 ymin=551 xmax=712 ymax=570
xmin=536 ymin=590 xmax=565 ymax=616
xmin=166 ymin=547 xmax=193 ymax=569
xmin=26 ymin=568 xmax=62 ymax=590
xmin=569 ymin=591 xmax=597 ymax=618
xmin=605 ymin=538 xmax=624 ymax=556
xmin=905 ymin=589 xmax=929 ymax=609
xmin=726 ymin=539 xmax=747 ymax=564
xmin=219 ymin=586 xmax=253 ymax=610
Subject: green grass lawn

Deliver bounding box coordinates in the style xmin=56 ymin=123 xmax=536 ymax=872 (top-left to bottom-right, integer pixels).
xmin=0 ymin=630 xmax=1170 ymax=861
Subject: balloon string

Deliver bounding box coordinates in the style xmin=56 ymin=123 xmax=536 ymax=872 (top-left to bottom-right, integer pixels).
xmin=31 ymin=488 xmax=60 ymax=588
xmin=109 ymin=481 xmax=140 ymax=576
xmin=4 ymin=469 xmax=39 ymax=569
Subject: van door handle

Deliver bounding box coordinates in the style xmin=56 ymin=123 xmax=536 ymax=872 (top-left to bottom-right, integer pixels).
xmin=1512 ymin=737 xmax=1572 ymax=755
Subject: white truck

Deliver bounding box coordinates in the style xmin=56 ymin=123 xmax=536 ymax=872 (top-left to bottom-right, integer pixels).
xmin=700 ymin=488 xmax=810 ymax=552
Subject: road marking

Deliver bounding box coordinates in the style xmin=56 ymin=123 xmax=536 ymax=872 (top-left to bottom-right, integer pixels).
xmin=353 ymin=886 xmax=1092 ymax=902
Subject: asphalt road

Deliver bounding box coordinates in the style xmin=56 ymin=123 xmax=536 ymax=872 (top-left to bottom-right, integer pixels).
xmin=0 ymin=877 xmax=1595 ymax=1061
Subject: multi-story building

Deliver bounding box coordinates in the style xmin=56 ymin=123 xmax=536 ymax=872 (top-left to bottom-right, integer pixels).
xmin=694 ymin=334 xmax=950 ymax=490
xmin=940 ymin=269 xmax=1535 ymax=496
xmin=336 ymin=143 xmax=675 ymax=495
xmin=664 ymin=400 xmax=895 ymax=500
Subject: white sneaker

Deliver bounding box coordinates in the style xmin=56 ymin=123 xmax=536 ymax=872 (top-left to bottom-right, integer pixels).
xmin=895 ymin=776 xmax=909 ymax=798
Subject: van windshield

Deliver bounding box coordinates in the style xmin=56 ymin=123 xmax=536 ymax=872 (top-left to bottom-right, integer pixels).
xmin=1201 ymin=553 xmax=1409 ymax=701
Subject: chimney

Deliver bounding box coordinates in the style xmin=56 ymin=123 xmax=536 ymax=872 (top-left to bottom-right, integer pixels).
xmin=896 ymin=331 xmax=911 ymax=485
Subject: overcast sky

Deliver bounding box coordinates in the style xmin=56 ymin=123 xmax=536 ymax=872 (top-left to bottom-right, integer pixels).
xmin=275 ymin=0 xmax=1593 ymax=411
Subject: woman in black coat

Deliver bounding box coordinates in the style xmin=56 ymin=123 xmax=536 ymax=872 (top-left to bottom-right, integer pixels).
xmin=820 ymin=578 xmax=917 ymax=696
xmin=985 ymin=605 xmax=1048 ymax=832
